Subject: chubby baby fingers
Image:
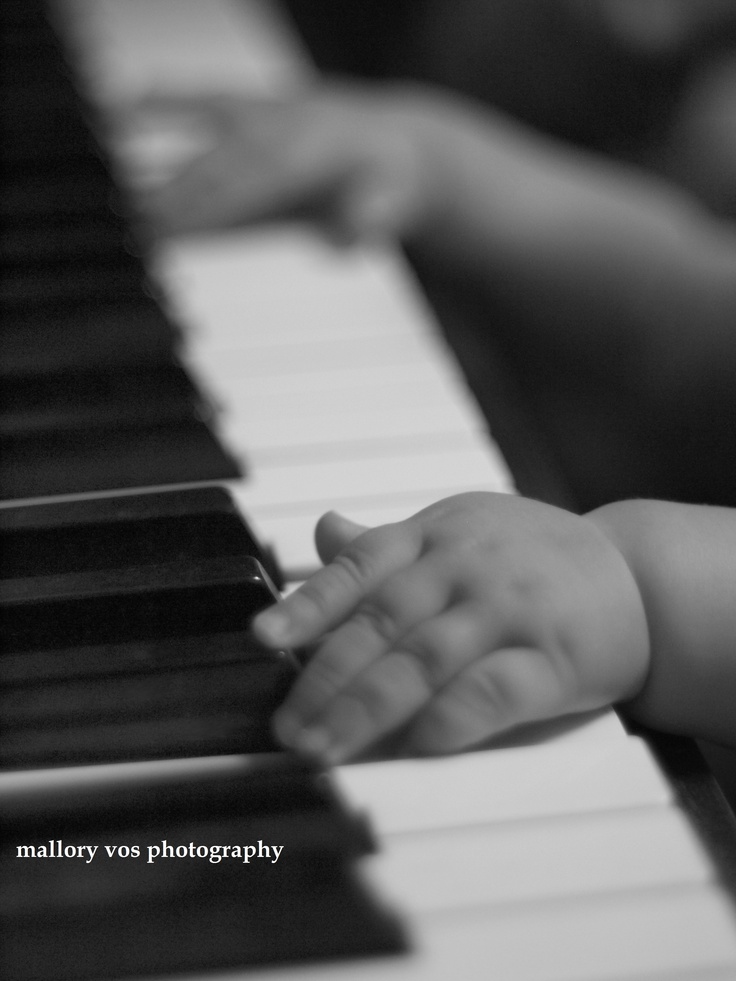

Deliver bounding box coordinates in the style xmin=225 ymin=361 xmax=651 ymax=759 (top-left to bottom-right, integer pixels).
xmin=272 ymin=604 xmax=494 ymax=763
xmin=401 ymin=644 xmax=581 ymax=755
xmin=283 ymin=564 xmax=450 ymax=688
xmin=254 ymin=521 xmax=422 ymax=649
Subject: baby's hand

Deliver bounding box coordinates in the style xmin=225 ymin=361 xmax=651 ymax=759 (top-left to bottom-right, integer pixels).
xmin=127 ymin=84 xmax=446 ymax=242
xmin=253 ymin=492 xmax=650 ymax=763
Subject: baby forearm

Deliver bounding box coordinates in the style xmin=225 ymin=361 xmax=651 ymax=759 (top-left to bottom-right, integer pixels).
xmin=412 ymin=93 xmax=736 ymax=386
xmin=587 ymin=500 xmax=736 ymax=746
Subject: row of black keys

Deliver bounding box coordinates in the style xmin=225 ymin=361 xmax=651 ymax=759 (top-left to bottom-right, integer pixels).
xmin=1 ymin=752 xmax=405 ymax=980
xmin=0 ymin=482 xmax=406 ymax=977
xmin=1 ymin=1 xmax=240 ymax=499
xmin=0 ymin=486 xmax=288 ymax=768
xmin=1 ymin=7 xmax=406 ymax=978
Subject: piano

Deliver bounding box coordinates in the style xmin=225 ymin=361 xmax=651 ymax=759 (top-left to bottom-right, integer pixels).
xmin=2 ymin=1 xmax=736 ymax=979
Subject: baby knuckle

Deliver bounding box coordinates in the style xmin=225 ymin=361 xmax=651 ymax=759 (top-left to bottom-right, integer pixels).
xmin=351 ymin=597 xmax=401 ymax=644
xmin=398 ymin=631 xmax=446 ymax=687
xmin=406 ymin=688 xmax=488 ymax=754
xmin=340 ymin=680 xmax=390 ymax=731
xmin=297 ymin=650 xmax=347 ymax=699
xmin=333 ymin=524 xmax=402 ymax=580
xmin=331 ymin=542 xmax=380 ymax=589
xmin=461 ymin=664 xmax=517 ymax=727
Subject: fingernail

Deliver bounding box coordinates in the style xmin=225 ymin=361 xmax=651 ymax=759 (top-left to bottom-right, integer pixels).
xmin=273 ymin=713 xmax=339 ymax=764
xmin=294 ymin=725 xmax=334 ymax=760
xmin=253 ymin=607 xmax=290 ymax=646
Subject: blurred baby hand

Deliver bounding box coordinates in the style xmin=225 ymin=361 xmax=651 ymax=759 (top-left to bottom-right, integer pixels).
xmin=253 ymin=492 xmax=650 ymax=763
xmin=126 ymin=84 xmax=446 ymax=242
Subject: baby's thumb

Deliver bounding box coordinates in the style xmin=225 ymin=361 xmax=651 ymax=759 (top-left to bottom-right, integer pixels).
xmin=315 ymin=511 xmax=369 ymax=564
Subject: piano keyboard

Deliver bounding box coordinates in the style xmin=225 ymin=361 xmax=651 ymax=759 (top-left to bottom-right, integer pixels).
xmin=54 ymin=0 xmax=515 ymax=582
xmin=2 ymin=1 xmax=736 ymax=979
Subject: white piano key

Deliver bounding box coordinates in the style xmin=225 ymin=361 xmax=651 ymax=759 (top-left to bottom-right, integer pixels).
xmin=189 ymin=355 xmax=468 ymax=397
xmin=412 ymin=887 xmax=736 ymax=981
xmin=227 ymin=438 xmax=513 ymax=571
xmin=635 ymin=971 xmax=736 ymax=981
xmin=334 ymin=737 xmax=673 ymax=835
xmin=242 ymin=406 xmax=487 ymax=460
xmin=204 ymin=367 xmax=490 ymax=457
xmin=232 ymin=441 xmax=508 ymax=515
xmin=219 ymin=390 xmax=487 ymax=457
xmin=191 ymin=363 xmax=486 ymax=441
xmin=240 ymin=484 xmax=519 ymax=577
xmin=243 ymin=432 xmax=498 ymax=472
xmin=233 ymin=495 xmax=419 ymax=570
xmin=241 ymin=475 xmax=520 ymax=578
xmin=189 ymin=344 xmax=467 ymax=402
xmin=610 ymin=971 xmax=736 ymax=981
xmin=158 ymin=231 xmax=436 ymax=345
xmin=187 ymin=349 xmax=486 ymax=464
xmin=365 ymin=807 xmax=714 ymax=913
xmin=169 ymin=885 xmax=736 ymax=981
xmin=186 ymin=331 xmax=448 ymax=379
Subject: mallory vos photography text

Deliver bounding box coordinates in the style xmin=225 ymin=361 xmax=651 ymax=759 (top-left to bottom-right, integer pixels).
xmin=15 ymin=839 xmax=285 ymax=865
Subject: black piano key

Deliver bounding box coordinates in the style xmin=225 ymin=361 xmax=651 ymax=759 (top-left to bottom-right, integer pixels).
xmin=0 ymin=753 xmax=343 ymax=826
xmin=1 ymin=20 xmax=81 ymax=98
xmin=0 ymin=630 xmax=272 ymax=684
xmin=0 ymin=485 xmax=273 ymax=577
xmin=1 ymin=11 xmax=240 ymax=504
xmin=0 ymin=365 xmax=207 ymax=436
xmin=3 ymin=814 xmax=375 ymax=916
xmin=1 ymin=213 xmax=133 ymax=264
xmin=0 ymin=758 xmax=405 ymax=980
xmin=6 ymin=827 xmax=374 ymax=919
xmin=0 ymin=73 xmax=108 ymax=163
xmin=1 ymin=882 xmax=406 ymax=981
xmin=1 ymin=718 xmax=290 ymax=771
xmin=0 ymin=57 xmax=68 ymax=93
xmin=0 ymin=80 xmax=87 ymax=133
xmin=0 ymin=492 xmax=288 ymax=766
xmin=0 ymin=54 xmax=73 ymax=95
xmin=1 ymin=161 xmax=125 ymax=220
xmin=1 ymin=0 xmax=57 ymax=26
xmin=1 ymin=9 xmax=408 ymax=977
xmin=1 ymin=554 xmax=276 ymax=649
xmin=0 ymin=255 xmax=152 ymax=308
xmin=0 ymin=118 xmax=102 ymax=164
xmin=0 ymin=485 xmax=284 ymax=591
xmin=0 ymin=299 xmax=182 ymax=376
xmin=0 ymin=709 xmax=287 ymax=768
xmin=3 ymin=654 xmax=293 ymax=723
xmin=0 ymin=10 xmax=60 ymax=51
xmin=0 ymin=483 xmax=258 ymax=537
xmin=0 ymin=761 xmax=404 ymax=979
xmin=1 ymin=130 xmax=102 ymax=167
xmin=2 ymin=885 xmax=406 ymax=981
xmin=2 ymin=669 xmax=283 ymax=767
xmin=0 ymin=417 xmax=242 ymax=499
